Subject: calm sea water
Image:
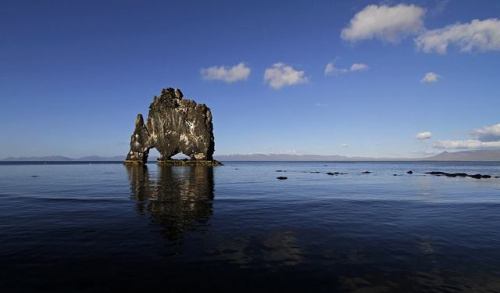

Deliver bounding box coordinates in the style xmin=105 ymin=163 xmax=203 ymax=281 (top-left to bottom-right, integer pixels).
xmin=1 ymin=161 xmax=500 ymax=292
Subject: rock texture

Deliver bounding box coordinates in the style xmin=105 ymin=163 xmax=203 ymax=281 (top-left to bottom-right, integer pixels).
xmin=127 ymin=114 xmax=151 ymax=163
xmin=125 ymin=88 xmax=216 ymax=164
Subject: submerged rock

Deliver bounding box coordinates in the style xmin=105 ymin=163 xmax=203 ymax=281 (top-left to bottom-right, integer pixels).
xmin=326 ymin=172 xmax=347 ymax=176
xmin=125 ymin=88 xmax=218 ymax=165
xmin=426 ymin=171 xmax=492 ymax=179
xmin=469 ymin=174 xmax=491 ymax=179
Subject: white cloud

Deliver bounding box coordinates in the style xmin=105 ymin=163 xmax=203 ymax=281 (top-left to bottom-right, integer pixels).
xmin=341 ymin=4 xmax=425 ymax=43
xmin=421 ymin=72 xmax=440 ymax=83
xmin=350 ymin=63 xmax=369 ymax=72
xmin=416 ymin=131 xmax=432 ymax=140
xmin=472 ymin=123 xmax=500 ymax=142
xmin=201 ymin=62 xmax=250 ymax=83
xmin=324 ymin=62 xmax=369 ymax=76
xmin=415 ymin=18 xmax=500 ymax=54
xmin=264 ymin=63 xmax=308 ymax=89
xmin=433 ymin=140 xmax=500 ymax=150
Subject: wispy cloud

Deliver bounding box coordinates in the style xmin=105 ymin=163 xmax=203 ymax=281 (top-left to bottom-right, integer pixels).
xmin=201 ymin=62 xmax=251 ymax=83
xmin=324 ymin=63 xmax=338 ymax=75
xmin=341 ymin=4 xmax=425 ymax=43
xmin=416 ymin=18 xmax=500 ymax=54
xmin=350 ymin=63 xmax=369 ymax=72
xmin=324 ymin=62 xmax=369 ymax=76
xmin=434 ymin=122 xmax=500 ymax=150
xmin=416 ymin=131 xmax=432 ymax=140
xmin=429 ymin=0 xmax=450 ymax=16
xmin=471 ymin=123 xmax=500 ymax=142
xmin=421 ymin=72 xmax=440 ymax=83
xmin=434 ymin=140 xmax=500 ymax=149
xmin=264 ymin=63 xmax=308 ymax=89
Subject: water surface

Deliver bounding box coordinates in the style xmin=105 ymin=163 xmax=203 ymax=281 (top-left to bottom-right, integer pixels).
xmin=1 ymin=161 xmax=500 ymax=292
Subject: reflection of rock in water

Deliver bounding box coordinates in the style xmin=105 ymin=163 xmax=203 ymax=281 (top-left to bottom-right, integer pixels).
xmin=125 ymin=165 xmax=151 ymax=214
xmin=125 ymin=165 xmax=214 ymax=240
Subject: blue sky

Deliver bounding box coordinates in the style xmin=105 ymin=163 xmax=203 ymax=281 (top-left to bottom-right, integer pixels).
xmin=1 ymin=0 xmax=499 ymax=158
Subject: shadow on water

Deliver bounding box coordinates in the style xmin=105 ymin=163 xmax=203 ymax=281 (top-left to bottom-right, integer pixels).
xmin=125 ymin=164 xmax=214 ymax=240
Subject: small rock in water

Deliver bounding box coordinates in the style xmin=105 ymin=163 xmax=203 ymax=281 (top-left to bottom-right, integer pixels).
xmin=407 ymin=170 xmax=413 ymax=174
xmin=276 ymin=176 xmax=288 ymax=180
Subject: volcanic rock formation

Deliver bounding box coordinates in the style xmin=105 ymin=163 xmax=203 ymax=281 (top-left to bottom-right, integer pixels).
xmin=125 ymin=88 xmax=216 ymax=164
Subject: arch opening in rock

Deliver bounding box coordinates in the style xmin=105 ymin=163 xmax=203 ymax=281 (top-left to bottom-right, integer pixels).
xmin=171 ymin=153 xmax=191 ymax=160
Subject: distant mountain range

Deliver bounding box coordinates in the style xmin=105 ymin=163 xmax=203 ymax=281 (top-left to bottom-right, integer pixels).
xmin=215 ymin=154 xmax=374 ymax=161
xmin=1 ymin=155 xmax=125 ymax=161
xmin=2 ymin=150 xmax=500 ymax=162
xmin=422 ymin=150 xmax=500 ymax=161
xmin=216 ymin=150 xmax=500 ymax=161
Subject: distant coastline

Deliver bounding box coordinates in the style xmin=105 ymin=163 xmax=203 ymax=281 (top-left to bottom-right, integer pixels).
xmin=2 ymin=150 xmax=500 ymax=162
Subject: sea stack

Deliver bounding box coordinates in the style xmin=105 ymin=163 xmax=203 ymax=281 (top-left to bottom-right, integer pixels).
xmin=125 ymin=88 xmax=221 ymax=166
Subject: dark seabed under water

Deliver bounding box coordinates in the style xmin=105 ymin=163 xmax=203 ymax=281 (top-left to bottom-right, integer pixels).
xmin=1 ymin=161 xmax=500 ymax=292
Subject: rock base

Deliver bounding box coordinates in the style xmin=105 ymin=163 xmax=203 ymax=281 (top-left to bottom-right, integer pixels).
xmin=124 ymin=160 xmax=147 ymax=165
xmin=124 ymin=159 xmax=222 ymax=166
xmin=157 ymin=159 xmax=223 ymax=166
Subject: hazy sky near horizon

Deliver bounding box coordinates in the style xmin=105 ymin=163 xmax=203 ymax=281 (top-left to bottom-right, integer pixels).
xmin=1 ymin=0 xmax=500 ymax=158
